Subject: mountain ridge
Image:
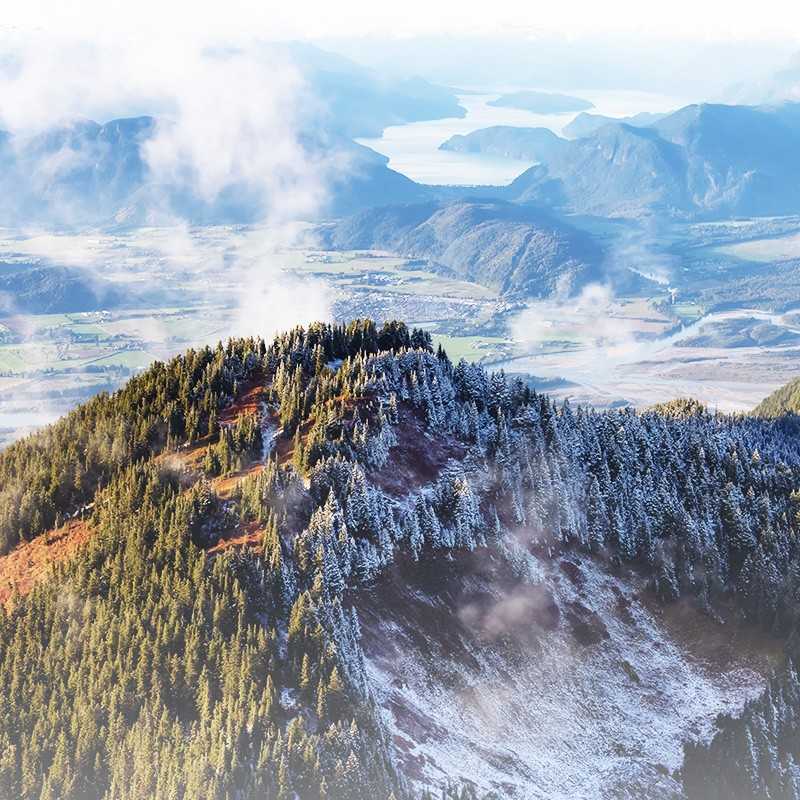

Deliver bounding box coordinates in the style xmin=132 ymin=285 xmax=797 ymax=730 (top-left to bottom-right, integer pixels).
xmin=443 ymin=101 xmax=800 ymax=219
xmin=2 ymin=319 xmax=800 ymax=798
xmin=320 ymin=200 xmax=604 ymax=297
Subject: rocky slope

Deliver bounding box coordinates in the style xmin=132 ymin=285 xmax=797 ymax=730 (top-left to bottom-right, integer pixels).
xmin=360 ymin=548 xmax=773 ymax=798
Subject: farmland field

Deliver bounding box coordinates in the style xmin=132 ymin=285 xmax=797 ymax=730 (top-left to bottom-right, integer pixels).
xmin=3 ymin=220 xmax=800 ymax=444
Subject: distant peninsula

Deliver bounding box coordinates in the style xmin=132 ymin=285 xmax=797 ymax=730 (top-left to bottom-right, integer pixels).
xmin=439 ymin=125 xmax=566 ymax=161
xmin=487 ymin=90 xmax=594 ymax=114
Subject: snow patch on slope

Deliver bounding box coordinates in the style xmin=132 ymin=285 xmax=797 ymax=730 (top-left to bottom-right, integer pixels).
xmin=360 ymin=549 xmax=768 ymax=799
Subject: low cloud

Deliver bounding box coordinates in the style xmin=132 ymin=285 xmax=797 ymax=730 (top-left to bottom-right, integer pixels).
xmin=0 ymin=31 xmax=339 ymax=444
xmin=459 ymin=583 xmax=559 ymax=643
xmin=511 ymin=283 xmax=645 ymax=360
xmin=603 ymin=221 xmax=676 ymax=287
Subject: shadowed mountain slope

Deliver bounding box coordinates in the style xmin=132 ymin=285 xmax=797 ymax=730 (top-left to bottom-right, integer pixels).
xmin=504 ymin=102 xmax=800 ymax=218
xmin=321 ymin=200 xmax=604 ymax=297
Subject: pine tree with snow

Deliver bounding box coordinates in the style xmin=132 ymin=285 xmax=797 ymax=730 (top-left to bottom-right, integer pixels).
xmin=319 ymin=544 xmax=345 ymax=598
xmin=353 ymin=539 xmax=379 ymax=583
xmin=587 ymin=475 xmax=607 ymax=553
xmin=404 ymin=509 xmax=423 ymax=560
xmin=653 ymin=543 xmax=680 ymax=602
xmin=415 ymin=494 xmax=443 ymax=550
xmin=345 ymin=465 xmax=374 ymax=539
xmin=614 ymin=500 xmax=637 ymax=561
xmin=454 ymin=477 xmax=480 ymax=551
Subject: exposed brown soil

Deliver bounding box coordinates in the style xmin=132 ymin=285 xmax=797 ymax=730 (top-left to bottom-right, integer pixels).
xmin=211 ymin=460 xmax=265 ymax=498
xmin=160 ymin=436 xmax=212 ymax=474
xmin=206 ymin=521 xmax=264 ymax=556
xmin=0 ymin=487 xmax=266 ymax=608
xmin=219 ymin=376 xmax=266 ymax=425
xmin=0 ymin=377 xmax=276 ymax=604
xmin=640 ymin=590 xmax=785 ymax=676
xmin=371 ymin=405 xmax=467 ymax=497
xmin=0 ymin=519 xmax=93 ymax=606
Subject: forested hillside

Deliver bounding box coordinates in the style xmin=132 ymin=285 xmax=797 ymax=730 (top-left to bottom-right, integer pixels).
xmin=322 ymin=201 xmax=603 ymax=297
xmin=683 ymin=663 xmax=800 ymax=799
xmin=2 ymin=319 xmax=800 ymax=798
xmin=753 ymin=377 xmax=800 ymax=418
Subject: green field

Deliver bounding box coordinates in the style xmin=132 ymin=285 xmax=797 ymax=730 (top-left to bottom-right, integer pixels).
xmin=0 ymin=304 xmax=234 ymax=379
xmin=86 ymin=350 xmax=157 ymax=368
xmin=299 ymin=252 xmax=497 ymax=302
xmin=0 ymin=347 xmax=29 ymax=372
xmin=432 ymin=334 xmax=511 ymax=363
xmin=671 ymin=302 xmax=705 ymax=323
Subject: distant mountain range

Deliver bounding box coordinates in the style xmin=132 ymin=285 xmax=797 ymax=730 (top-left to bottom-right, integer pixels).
xmin=320 ymin=199 xmax=604 ymax=297
xmin=0 ymin=43 xmax=462 ymax=227
xmin=322 ymin=100 xmax=800 ymax=300
xmin=6 ymin=83 xmax=800 ymax=229
xmin=447 ymin=101 xmax=800 ymax=219
xmin=7 ymin=70 xmax=800 ymax=311
xmin=0 ymin=117 xmax=434 ymax=227
xmin=278 ymin=42 xmax=465 ymax=138
xmin=0 ymin=117 xmax=155 ymax=227
xmin=487 ymin=90 xmax=594 ymax=113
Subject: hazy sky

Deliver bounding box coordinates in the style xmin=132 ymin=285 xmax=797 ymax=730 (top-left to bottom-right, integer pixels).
xmin=4 ymin=0 xmax=800 ymax=42
xmin=1 ymin=0 xmax=799 ymax=113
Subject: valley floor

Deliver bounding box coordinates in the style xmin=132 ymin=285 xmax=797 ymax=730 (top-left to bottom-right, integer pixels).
xmin=4 ymin=216 xmax=800 ymax=446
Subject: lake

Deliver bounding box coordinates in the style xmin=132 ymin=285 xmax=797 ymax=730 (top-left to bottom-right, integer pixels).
xmin=357 ymin=88 xmax=689 ymax=186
